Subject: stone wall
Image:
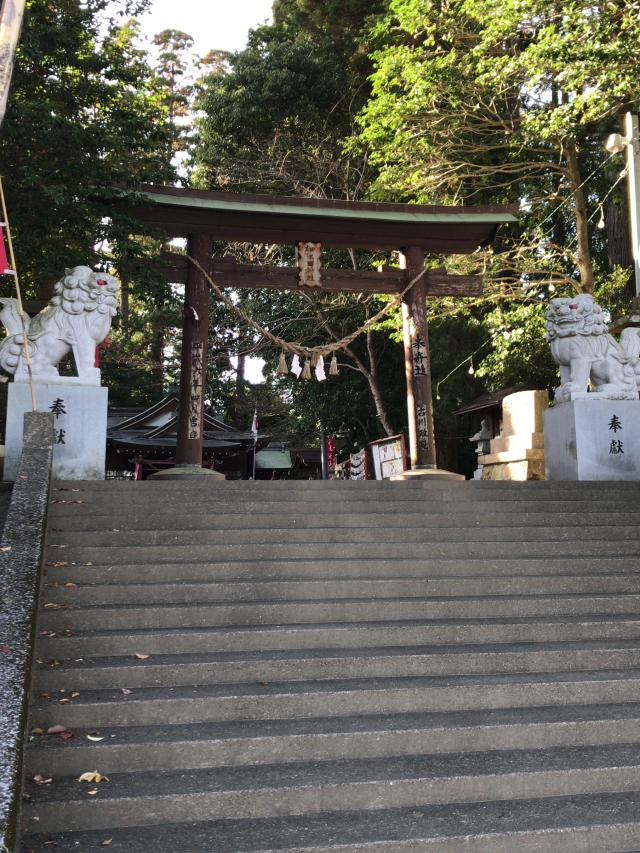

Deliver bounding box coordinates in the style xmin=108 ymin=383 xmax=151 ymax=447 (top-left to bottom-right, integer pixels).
xmin=0 ymin=412 xmax=53 ymax=851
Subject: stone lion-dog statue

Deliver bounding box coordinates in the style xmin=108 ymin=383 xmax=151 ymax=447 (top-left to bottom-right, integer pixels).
xmin=546 ymin=293 xmax=638 ymax=402
xmin=0 ymin=266 xmax=118 ymax=384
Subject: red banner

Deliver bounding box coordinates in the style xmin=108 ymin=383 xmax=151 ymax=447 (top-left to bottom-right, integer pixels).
xmin=0 ymin=226 xmax=10 ymax=274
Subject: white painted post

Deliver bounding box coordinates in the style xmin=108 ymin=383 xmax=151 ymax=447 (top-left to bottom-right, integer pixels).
xmin=625 ymin=113 xmax=640 ymax=297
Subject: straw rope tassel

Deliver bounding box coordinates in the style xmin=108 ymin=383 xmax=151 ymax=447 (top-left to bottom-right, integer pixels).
xmin=276 ymin=351 xmax=288 ymax=376
xmin=301 ymin=359 xmax=312 ymax=380
xmin=329 ymin=354 xmax=339 ymax=376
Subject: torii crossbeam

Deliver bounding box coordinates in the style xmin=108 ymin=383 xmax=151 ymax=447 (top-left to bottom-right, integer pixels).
xmin=119 ymin=186 xmax=516 ymax=474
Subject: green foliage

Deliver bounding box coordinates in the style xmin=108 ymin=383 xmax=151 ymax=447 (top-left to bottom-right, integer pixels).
xmin=0 ymin=1 xmax=174 ymax=297
xmin=193 ymin=24 xmax=362 ymax=197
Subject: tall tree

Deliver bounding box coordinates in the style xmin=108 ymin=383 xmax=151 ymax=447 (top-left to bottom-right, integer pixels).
xmin=358 ymin=0 xmax=640 ymax=296
xmin=0 ymin=0 xmax=174 ymax=295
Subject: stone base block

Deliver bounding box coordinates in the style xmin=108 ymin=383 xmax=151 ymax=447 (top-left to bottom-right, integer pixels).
xmin=481 ymin=459 xmax=545 ymax=481
xmin=150 ymin=464 xmax=225 ymax=481
xmin=490 ymin=432 xmax=544 ymax=453
xmin=479 ymin=448 xmax=544 ymax=466
xmin=4 ymin=381 xmax=107 ymax=481
xmin=544 ymin=399 xmax=640 ymax=481
xmin=390 ymin=466 xmax=465 ymax=482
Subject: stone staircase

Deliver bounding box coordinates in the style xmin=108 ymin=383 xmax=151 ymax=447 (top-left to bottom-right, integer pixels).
xmin=18 ymin=479 xmax=640 ymax=851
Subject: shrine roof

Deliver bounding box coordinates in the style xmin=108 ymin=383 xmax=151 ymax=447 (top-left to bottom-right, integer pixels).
xmin=118 ymin=185 xmax=518 ymax=252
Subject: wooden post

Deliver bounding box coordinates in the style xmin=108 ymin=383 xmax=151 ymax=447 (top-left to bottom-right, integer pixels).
xmin=176 ymin=233 xmax=212 ymax=466
xmin=401 ymin=246 xmax=437 ymax=468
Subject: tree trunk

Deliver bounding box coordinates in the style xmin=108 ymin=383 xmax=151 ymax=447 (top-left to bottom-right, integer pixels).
xmin=150 ymin=326 xmax=164 ymax=398
xmin=565 ymin=140 xmax=595 ymax=293
xmin=119 ymin=268 xmax=130 ymax=336
xmin=312 ymin=300 xmax=395 ymax=438
xmin=605 ymin=202 xmax=634 ymax=295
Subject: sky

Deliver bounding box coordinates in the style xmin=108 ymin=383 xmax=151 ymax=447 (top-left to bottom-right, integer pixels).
xmin=138 ymin=0 xmax=273 ymax=57
xmin=139 ymin=1 xmax=274 ymax=385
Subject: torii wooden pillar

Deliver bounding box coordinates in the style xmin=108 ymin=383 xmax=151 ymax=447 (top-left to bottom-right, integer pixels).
xmin=175 ymin=233 xmax=213 ymax=466
xmin=401 ymin=246 xmax=437 ymax=468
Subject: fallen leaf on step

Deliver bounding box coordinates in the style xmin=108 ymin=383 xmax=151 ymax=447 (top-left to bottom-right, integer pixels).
xmin=46 ymin=725 xmax=67 ymax=735
xmin=71 ymin=692 xmax=80 ymax=698
xmin=0 ymin=546 xmax=11 ymax=552
xmin=78 ymin=771 xmax=109 ymax=783
xmin=30 ymin=728 xmax=45 ymax=737
xmin=64 ymin=582 xmax=77 ymax=588
xmin=121 ymin=688 xmax=132 ymax=695
xmin=87 ymin=788 xmax=99 ymax=795
xmin=134 ymin=653 xmax=150 ymax=660
xmin=86 ymin=734 xmax=105 ymax=742
xmin=32 ymin=775 xmax=53 ymax=785
xmin=50 ymin=561 xmax=69 ymax=568
xmin=44 ymin=603 xmax=61 ymax=609
xmin=59 ymin=732 xmax=74 ymax=741
xmin=102 ymin=840 xmax=113 ymax=847
xmin=58 ymin=698 xmax=70 ymax=704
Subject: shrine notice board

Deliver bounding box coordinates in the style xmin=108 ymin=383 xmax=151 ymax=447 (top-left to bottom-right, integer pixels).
xmin=369 ymin=434 xmax=407 ymax=480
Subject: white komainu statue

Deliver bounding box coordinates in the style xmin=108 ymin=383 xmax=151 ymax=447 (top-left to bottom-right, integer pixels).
xmin=546 ymin=293 xmax=638 ymax=403
xmin=0 ymin=266 xmax=118 ymax=385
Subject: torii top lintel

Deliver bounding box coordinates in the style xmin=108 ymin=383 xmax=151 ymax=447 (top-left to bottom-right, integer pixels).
xmin=122 ymin=185 xmax=518 ymax=253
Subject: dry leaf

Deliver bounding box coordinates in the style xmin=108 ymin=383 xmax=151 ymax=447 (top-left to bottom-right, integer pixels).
xmin=64 ymin=582 xmax=77 ymax=588
xmin=134 ymin=653 xmax=150 ymax=660
xmin=32 ymin=775 xmax=52 ymax=785
xmin=102 ymin=841 xmax=113 ymax=847
xmin=44 ymin=603 xmax=61 ymax=610
xmin=46 ymin=725 xmax=66 ymax=735
xmin=87 ymin=788 xmax=99 ymax=795
xmin=71 ymin=692 xmax=80 ymax=698
xmin=78 ymin=771 xmax=109 ymax=784
xmin=59 ymin=732 xmax=74 ymax=741
xmin=0 ymin=546 xmax=11 ymax=552
xmin=121 ymin=688 xmax=132 ymax=695
xmin=30 ymin=728 xmax=45 ymax=737
xmin=86 ymin=734 xmax=104 ymax=742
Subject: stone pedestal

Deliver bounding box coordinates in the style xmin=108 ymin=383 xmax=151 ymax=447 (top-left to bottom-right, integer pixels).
xmin=544 ymin=398 xmax=640 ymax=481
xmin=4 ymin=380 xmax=108 ymax=481
xmin=480 ymin=390 xmax=548 ymax=481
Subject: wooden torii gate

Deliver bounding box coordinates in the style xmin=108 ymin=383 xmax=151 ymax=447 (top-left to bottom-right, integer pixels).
xmin=123 ymin=187 xmax=516 ymax=474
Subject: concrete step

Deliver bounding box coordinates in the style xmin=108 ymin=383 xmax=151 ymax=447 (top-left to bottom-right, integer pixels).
xmin=35 ymin=615 xmax=640 ymax=658
xmin=24 ymin=479 xmax=640 ymax=848
xmin=31 ymin=640 xmax=640 ymax=692
xmin=27 ymin=669 xmax=640 ymax=729
xmin=41 ymin=574 xmax=640 ymax=606
xmin=36 ymin=595 xmax=640 ymax=632
xmin=43 ymin=538 xmax=640 ymax=565
xmin=48 ymin=498 xmax=640 ymax=519
xmin=46 ymin=510 xmax=640 ymax=533
xmin=45 ymin=523 xmax=640 ymax=546
xmin=24 ymin=703 xmax=640 ymax=777
xmin=19 ymin=743 xmax=640 ymax=834
xmin=44 ymin=555 xmax=640 ymax=584
xmin=49 ymin=479 xmax=640 ymax=500
xmin=20 ymin=791 xmax=640 ymax=852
